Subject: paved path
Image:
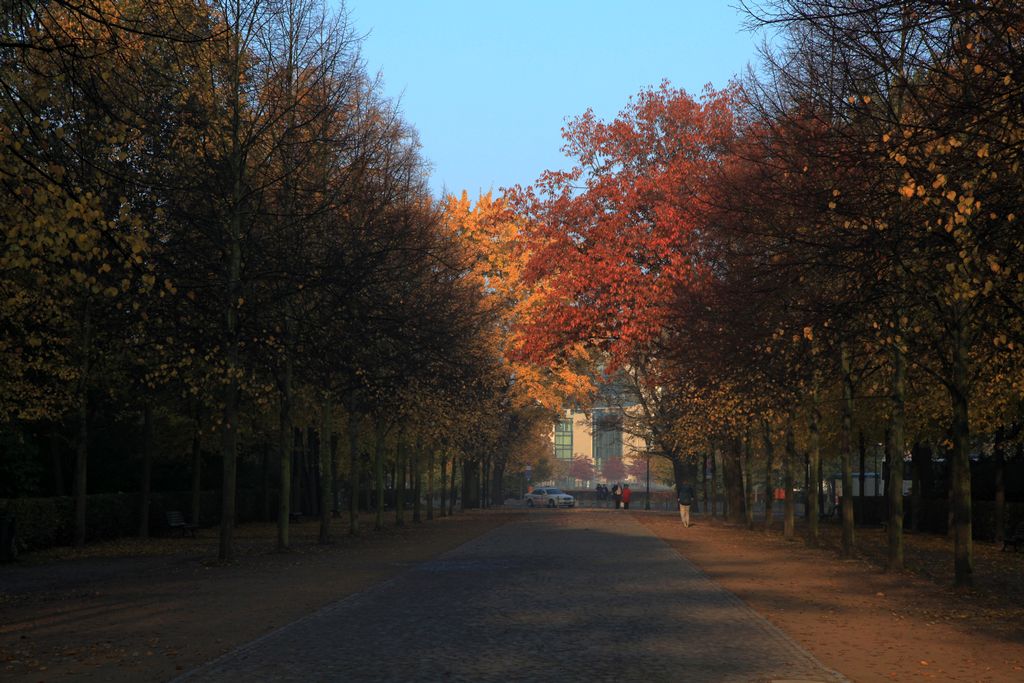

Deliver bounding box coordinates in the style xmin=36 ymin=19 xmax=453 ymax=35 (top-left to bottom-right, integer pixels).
xmin=176 ymin=511 xmax=844 ymax=682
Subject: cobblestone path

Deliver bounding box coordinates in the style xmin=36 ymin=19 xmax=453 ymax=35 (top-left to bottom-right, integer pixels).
xmin=176 ymin=511 xmax=845 ymax=682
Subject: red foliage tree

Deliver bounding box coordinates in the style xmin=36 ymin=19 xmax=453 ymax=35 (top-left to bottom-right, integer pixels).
xmin=601 ymin=456 xmax=627 ymax=482
xmin=626 ymin=457 xmax=647 ymax=481
xmin=510 ymin=82 xmax=736 ymax=364
xmin=569 ymin=456 xmax=595 ymax=482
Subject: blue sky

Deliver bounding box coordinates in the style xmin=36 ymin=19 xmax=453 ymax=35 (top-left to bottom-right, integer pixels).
xmin=345 ymin=1 xmax=761 ymax=198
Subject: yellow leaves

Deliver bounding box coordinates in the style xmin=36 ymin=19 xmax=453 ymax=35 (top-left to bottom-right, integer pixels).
xmin=881 ymin=133 xmax=890 ymax=143
xmin=899 ymin=183 xmax=916 ymax=199
xmin=802 ymin=326 xmax=814 ymax=341
xmin=945 ymin=190 xmax=957 ymax=202
xmin=977 ymin=144 xmax=990 ymax=159
xmin=973 ymin=64 xmax=983 ymax=75
xmin=894 ymin=153 xmax=908 ymax=166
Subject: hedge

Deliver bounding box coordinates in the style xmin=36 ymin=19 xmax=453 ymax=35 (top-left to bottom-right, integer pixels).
xmin=0 ymin=488 xmax=276 ymax=553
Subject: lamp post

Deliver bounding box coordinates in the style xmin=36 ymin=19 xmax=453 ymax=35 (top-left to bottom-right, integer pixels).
xmin=645 ymin=449 xmax=651 ymax=510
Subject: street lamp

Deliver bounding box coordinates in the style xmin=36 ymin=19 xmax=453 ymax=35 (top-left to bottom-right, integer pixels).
xmin=645 ymin=448 xmax=651 ymax=510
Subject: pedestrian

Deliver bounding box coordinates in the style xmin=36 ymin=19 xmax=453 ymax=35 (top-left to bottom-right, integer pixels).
xmin=678 ymin=480 xmax=695 ymax=527
xmin=611 ymin=483 xmax=621 ymax=509
xmin=621 ymin=484 xmax=632 ymax=509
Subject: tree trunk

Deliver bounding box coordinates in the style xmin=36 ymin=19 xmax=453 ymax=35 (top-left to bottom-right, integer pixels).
xmin=993 ymin=428 xmax=1006 ymax=545
xmin=347 ymin=406 xmax=360 ymax=536
xmin=783 ymin=414 xmax=796 ymax=540
xmin=859 ymin=430 xmax=867 ymax=504
xmin=374 ymin=419 xmax=387 ymax=530
xmin=887 ymin=331 xmax=906 ymax=571
xmin=669 ymin=454 xmax=687 ymax=502
xmin=840 ymin=344 xmax=856 ymax=557
xmin=73 ymin=307 xmax=91 ymax=549
xmin=462 ymin=457 xmax=481 ymax=509
xmin=449 ymin=456 xmax=457 ymax=515
xmin=946 ymin=447 xmax=955 ymax=538
xmin=277 ymin=365 xmax=292 ymax=551
xmin=761 ymin=418 xmax=774 ymax=531
xmin=721 ymin=439 xmax=746 ymax=524
xmin=490 ymin=453 xmax=506 ymax=507
xmin=949 ymin=324 xmax=973 ymax=587
xmin=218 ymin=381 xmax=239 ymax=563
xmin=439 ymin=454 xmax=448 ymax=517
xmin=412 ymin=440 xmax=422 ymax=523
xmin=318 ymin=395 xmax=333 ymax=544
xmin=744 ymin=428 xmax=755 ymax=530
xmin=218 ymin=0 xmax=250 ymax=564
xmin=306 ymin=426 xmax=319 ymax=517
xmin=292 ymin=427 xmax=304 ymax=516
xmin=48 ymin=428 xmax=64 ymax=497
xmin=911 ymin=441 xmax=928 ymax=532
xmin=331 ymin=433 xmax=340 ymax=517
xmin=807 ymin=380 xmax=822 ymax=546
xmin=139 ymin=403 xmax=154 ymax=539
xmin=191 ymin=416 xmax=202 ymax=531
xmin=427 ymin=449 xmax=435 ymax=520
xmin=711 ymin=447 xmax=719 ymax=519
xmin=481 ymin=453 xmax=489 ymax=508
xmin=395 ymin=433 xmax=406 ymax=527
xmin=702 ymin=451 xmax=710 ymax=516
xmin=261 ymin=441 xmax=271 ymax=522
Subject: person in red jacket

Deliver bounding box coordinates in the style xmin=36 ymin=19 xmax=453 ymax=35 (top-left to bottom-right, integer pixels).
xmin=620 ymin=484 xmax=632 ymax=509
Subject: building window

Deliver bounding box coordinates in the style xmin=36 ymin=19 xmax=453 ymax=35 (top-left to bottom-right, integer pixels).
xmin=592 ymin=409 xmax=622 ymax=467
xmin=554 ymin=418 xmax=573 ymax=460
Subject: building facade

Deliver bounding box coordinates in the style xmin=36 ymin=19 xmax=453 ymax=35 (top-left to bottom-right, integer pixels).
xmin=550 ymin=405 xmax=647 ymax=487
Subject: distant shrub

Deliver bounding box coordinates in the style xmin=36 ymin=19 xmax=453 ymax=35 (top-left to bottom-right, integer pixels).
xmin=0 ymin=489 xmax=275 ymax=552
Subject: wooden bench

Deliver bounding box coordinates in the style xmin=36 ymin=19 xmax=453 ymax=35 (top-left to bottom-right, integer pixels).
xmin=1002 ymin=522 xmax=1024 ymax=552
xmin=165 ymin=511 xmax=198 ymax=537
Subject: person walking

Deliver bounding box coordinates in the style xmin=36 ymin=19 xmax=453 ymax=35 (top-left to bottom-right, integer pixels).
xmin=611 ymin=484 xmax=621 ymax=509
xmin=621 ymin=484 xmax=632 ymax=509
xmin=677 ymin=480 xmax=695 ymax=527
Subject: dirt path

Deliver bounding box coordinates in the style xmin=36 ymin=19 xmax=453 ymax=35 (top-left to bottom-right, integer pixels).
xmin=637 ymin=512 xmax=1024 ymax=682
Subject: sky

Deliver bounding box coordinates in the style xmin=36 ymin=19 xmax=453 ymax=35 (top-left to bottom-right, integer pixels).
xmin=344 ymin=1 xmax=763 ymax=199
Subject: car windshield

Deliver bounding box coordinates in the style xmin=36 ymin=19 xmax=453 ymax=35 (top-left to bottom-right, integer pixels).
xmin=547 ymin=488 xmax=565 ymax=495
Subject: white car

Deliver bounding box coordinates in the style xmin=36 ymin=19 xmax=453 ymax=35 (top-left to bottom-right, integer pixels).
xmin=525 ymin=487 xmax=575 ymax=508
